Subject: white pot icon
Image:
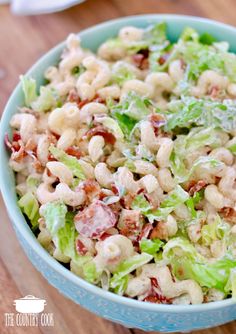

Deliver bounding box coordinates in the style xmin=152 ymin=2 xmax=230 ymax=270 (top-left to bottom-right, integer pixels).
xmin=13 ymin=295 xmax=46 ymax=313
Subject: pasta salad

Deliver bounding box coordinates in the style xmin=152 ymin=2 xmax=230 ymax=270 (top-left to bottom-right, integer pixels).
xmin=6 ymin=23 xmax=236 ymax=305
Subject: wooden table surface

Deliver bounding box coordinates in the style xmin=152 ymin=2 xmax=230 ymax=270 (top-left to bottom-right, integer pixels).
xmin=0 ymin=1 xmax=236 ymax=333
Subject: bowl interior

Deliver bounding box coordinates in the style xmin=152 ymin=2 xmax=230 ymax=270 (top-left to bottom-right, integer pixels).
xmin=0 ymin=14 xmax=236 ymax=312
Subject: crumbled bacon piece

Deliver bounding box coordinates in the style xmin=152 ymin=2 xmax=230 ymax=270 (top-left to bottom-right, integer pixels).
xmin=220 ymin=207 xmax=236 ymax=224
xmin=86 ymin=125 xmax=116 ymax=145
xmin=138 ymin=223 xmax=153 ymax=241
xmin=74 ymin=200 xmax=117 ymax=238
xmin=65 ymin=146 xmax=83 ymax=159
xmin=4 ymin=133 xmax=21 ymax=152
xmin=78 ymin=99 xmax=90 ymax=108
xmin=150 ymin=277 xmax=159 ymax=288
xmin=76 ymin=239 xmax=87 ymax=255
xmin=188 ymin=180 xmax=207 ymax=196
xmin=158 ymin=53 xmax=170 ymax=65
xmin=148 ymin=114 xmax=166 ymax=133
xmin=150 ymin=221 xmax=168 ymax=240
xmin=144 ymin=292 xmax=171 ymax=304
xmin=79 ymin=179 xmax=100 ymax=202
xmin=118 ymin=209 xmax=142 ymax=241
xmin=132 ymin=54 xmax=149 ymax=70
xmin=67 ymin=89 xmax=81 ymax=105
xmin=92 ymin=94 xmax=105 ymax=104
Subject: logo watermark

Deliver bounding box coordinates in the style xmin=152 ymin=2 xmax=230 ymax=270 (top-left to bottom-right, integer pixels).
xmin=5 ymin=295 xmax=54 ymax=327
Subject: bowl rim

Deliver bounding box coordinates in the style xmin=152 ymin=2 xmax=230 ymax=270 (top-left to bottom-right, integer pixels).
xmin=1 ymin=13 xmax=236 ymax=313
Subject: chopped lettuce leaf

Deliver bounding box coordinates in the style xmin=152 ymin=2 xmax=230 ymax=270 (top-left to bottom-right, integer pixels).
xmin=170 ymin=126 xmax=223 ymax=183
xmin=20 ymin=75 xmax=37 ymax=107
xmin=112 ymin=92 xmax=152 ymax=121
xmin=201 ymin=215 xmax=230 ymax=246
xmin=31 ymin=86 xmax=57 ymax=112
xmin=49 ymin=145 xmax=86 ymax=180
xmin=173 ymin=256 xmax=236 ymax=291
xmin=26 ymin=175 xmax=40 ymax=193
xmin=113 ymin=275 xmax=129 ymax=295
xmin=145 ymin=185 xmax=189 ymax=222
xmin=140 ymin=238 xmax=164 ymax=255
xmin=171 ymin=155 xmax=224 ymax=183
xmin=83 ymin=261 xmax=100 ymax=283
xmin=41 ymin=202 xmax=67 ymax=235
xmin=163 ymin=237 xmax=204 ymax=262
xmin=228 ymin=143 xmax=236 ymax=154
xmin=199 ymin=32 xmax=216 ymax=45
xmin=166 ymin=97 xmax=236 ymax=133
xmin=18 ymin=192 xmax=40 ymax=228
xmin=111 ymin=62 xmax=136 ymax=85
xmin=131 ymin=194 xmax=152 ymax=213
xmin=110 ymin=253 xmax=153 ymax=289
xmin=186 ymin=190 xmax=204 ymax=218
xmin=163 ymin=237 xmax=236 ymax=292
xmin=97 ymin=116 xmax=124 ymax=140
xmin=180 ymin=27 xmax=199 ymax=42
xmin=112 ymin=112 xmax=137 ymax=137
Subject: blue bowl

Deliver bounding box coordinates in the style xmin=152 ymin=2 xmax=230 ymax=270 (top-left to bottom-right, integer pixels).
xmin=0 ymin=14 xmax=236 ymax=333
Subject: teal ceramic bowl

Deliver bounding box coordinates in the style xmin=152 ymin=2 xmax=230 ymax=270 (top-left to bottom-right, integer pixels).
xmin=0 ymin=15 xmax=236 ymax=333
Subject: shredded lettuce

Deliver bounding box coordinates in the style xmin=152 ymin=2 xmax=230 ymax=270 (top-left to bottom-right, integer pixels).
xmin=140 ymin=238 xmax=164 ymax=255
xmin=171 ymin=155 xmax=224 ymax=183
xmin=173 ymin=257 xmax=236 ymax=291
xmin=110 ymin=253 xmax=153 ymax=289
xmin=228 ymin=143 xmax=236 ymax=155
xmin=97 ymin=116 xmax=124 ymax=140
xmin=185 ymin=190 xmax=204 ymax=218
xmin=20 ymin=75 xmax=37 ymax=107
xmin=163 ymin=237 xmax=236 ymax=291
xmin=145 ymin=185 xmax=189 ymax=222
xmin=105 ymin=22 xmax=168 ymax=56
xmin=112 ymin=92 xmax=152 ymax=121
xmin=165 ymin=97 xmax=236 ymax=133
xmin=41 ymin=202 xmax=67 ymax=235
xmin=111 ymin=62 xmax=136 ymax=85
xmin=83 ymin=261 xmax=100 ymax=283
xmin=49 ymin=145 xmax=86 ymax=180
xmin=18 ymin=192 xmax=40 ymax=228
xmin=170 ymin=127 xmax=223 ymax=183
xmin=131 ymin=194 xmax=152 ymax=213
xmin=201 ymin=215 xmax=230 ymax=246
xmin=31 ymin=86 xmax=57 ymax=112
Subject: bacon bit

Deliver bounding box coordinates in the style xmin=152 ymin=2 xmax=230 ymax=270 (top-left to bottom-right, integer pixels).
xmin=150 ymin=221 xmax=168 ymax=240
xmin=120 ymin=193 xmax=135 ymax=210
xmin=144 ymin=291 xmax=171 ymax=304
xmin=132 ymin=54 xmax=149 ymax=70
xmin=80 ymin=179 xmax=100 ymax=202
xmin=111 ymin=184 xmax=119 ymax=195
xmin=92 ymin=94 xmax=105 ymax=104
xmin=148 ymin=114 xmax=166 ymax=133
xmin=137 ymin=188 xmax=145 ymax=195
xmin=78 ymin=98 xmax=90 ymax=108
xmin=65 ymin=146 xmax=83 ymax=159
xmin=76 ymin=239 xmax=87 ymax=255
xmin=158 ymin=53 xmax=170 ymax=65
xmin=4 ymin=133 xmax=21 ymax=152
xmin=150 ymin=277 xmax=159 ymax=288
xmin=188 ymin=180 xmax=207 ymax=196
xmin=220 ymin=207 xmax=236 ymax=224
xmin=67 ymin=89 xmax=81 ymax=104
xmin=86 ymin=125 xmax=116 ymax=145
xmin=74 ymin=200 xmax=117 ymax=238
xmin=138 ymin=223 xmax=153 ymax=241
